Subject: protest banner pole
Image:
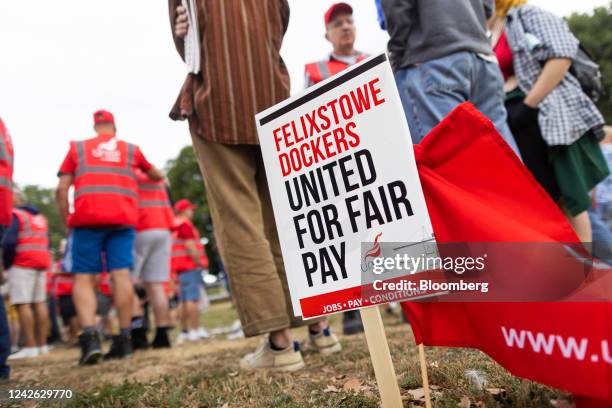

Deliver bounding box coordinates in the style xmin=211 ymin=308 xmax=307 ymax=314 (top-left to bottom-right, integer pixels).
xmin=418 ymin=344 xmax=432 ymax=408
xmin=359 ymin=306 xmax=403 ymax=408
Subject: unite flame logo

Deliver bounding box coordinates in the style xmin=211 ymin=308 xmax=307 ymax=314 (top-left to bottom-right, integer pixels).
xmin=92 ymin=138 xmax=121 ymax=162
xmin=361 ymin=232 xmax=383 ymax=273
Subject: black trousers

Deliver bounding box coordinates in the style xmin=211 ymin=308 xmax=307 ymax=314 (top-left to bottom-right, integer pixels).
xmin=505 ymin=97 xmax=561 ymax=202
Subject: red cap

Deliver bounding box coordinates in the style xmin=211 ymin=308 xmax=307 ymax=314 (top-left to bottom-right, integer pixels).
xmin=324 ymin=2 xmax=353 ymax=26
xmin=174 ymin=199 xmax=197 ymax=212
xmin=93 ymin=110 xmax=115 ymax=125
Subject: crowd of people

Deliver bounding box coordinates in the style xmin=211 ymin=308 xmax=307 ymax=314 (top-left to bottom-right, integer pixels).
xmin=0 ymin=110 xmax=215 ymax=374
xmin=0 ymin=0 xmax=610 ymax=381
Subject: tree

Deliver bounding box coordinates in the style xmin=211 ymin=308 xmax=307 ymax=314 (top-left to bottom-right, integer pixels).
xmin=165 ymin=145 xmax=219 ymax=273
xmin=21 ymin=185 xmax=66 ymax=256
xmin=567 ymin=2 xmax=612 ymax=124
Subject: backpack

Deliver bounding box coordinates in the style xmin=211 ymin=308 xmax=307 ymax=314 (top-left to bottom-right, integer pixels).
xmin=570 ymin=43 xmax=604 ymax=102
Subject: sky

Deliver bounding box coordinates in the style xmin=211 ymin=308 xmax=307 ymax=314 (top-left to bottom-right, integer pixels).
xmin=0 ymin=0 xmax=607 ymax=188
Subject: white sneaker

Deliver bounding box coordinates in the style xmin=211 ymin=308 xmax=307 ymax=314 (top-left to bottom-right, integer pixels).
xmin=187 ymin=330 xmax=200 ymax=341
xmin=176 ymin=332 xmax=189 ymax=345
xmin=195 ymin=327 xmax=210 ymax=339
xmin=240 ymin=338 xmax=305 ymax=372
xmin=39 ymin=345 xmax=50 ymax=355
xmin=8 ymin=347 xmax=40 ymax=360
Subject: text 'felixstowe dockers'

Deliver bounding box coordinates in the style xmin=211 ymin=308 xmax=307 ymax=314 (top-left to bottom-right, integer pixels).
xmin=271 ymin=78 xmax=415 ymax=288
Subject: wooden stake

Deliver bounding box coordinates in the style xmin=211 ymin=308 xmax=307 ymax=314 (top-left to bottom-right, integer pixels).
xmin=359 ymin=306 xmax=403 ymax=408
xmin=418 ymin=344 xmax=432 ymax=408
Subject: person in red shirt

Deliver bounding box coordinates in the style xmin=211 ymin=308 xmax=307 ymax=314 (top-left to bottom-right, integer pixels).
xmin=304 ymin=3 xmax=365 ymax=337
xmin=130 ymin=170 xmax=174 ymax=350
xmin=304 ymin=3 xmax=367 ymax=88
xmin=171 ymin=199 xmax=209 ymax=342
xmin=5 ymin=191 xmax=52 ymax=361
xmin=56 ymin=110 xmax=163 ymax=365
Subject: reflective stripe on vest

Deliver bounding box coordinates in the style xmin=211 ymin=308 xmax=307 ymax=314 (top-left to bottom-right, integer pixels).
xmin=75 ymin=141 xmax=136 ymax=179
xmin=138 ymin=183 xmax=165 ymax=192
xmin=0 ymin=176 xmax=11 ymax=188
xmin=0 ymin=133 xmax=13 ymax=167
xmin=307 ymin=53 xmax=368 ymax=85
xmin=139 ymin=200 xmax=170 ymax=208
xmin=171 ymin=236 xmax=200 ymax=272
xmin=16 ymin=244 xmax=49 ymax=252
xmin=13 ymin=209 xmax=51 ymax=270
xmin=136 ymin=174 xmax=172 ymax=230
xmin=74 ymin=185 xmax=138 ymax=199
xmin=317 ymin=61 xmax=331 ymax=80
xmin=69 ymin=137 xmax=140 ymax=227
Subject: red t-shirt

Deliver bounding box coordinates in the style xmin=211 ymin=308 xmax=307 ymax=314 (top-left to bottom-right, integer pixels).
xmin=58 ymin=134 xmax=153 ymax=176
xmin=176 ymin=222 xmax=197 ymax=240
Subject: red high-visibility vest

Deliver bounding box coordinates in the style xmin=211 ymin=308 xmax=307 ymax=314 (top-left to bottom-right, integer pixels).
xmin=0 ymin=118 xmax=14 ymax=226
xmin=98 ymin=271 xmax=112 ymax=297
xmin=304 ymin=53 xmax=367 ymax=85
xmin=45 ymin=270 xmax=54 ymax=295
xmin=171 ymin=218 xmax=208 ymax=273
xmin=136 ymin=170 xmax=173 ymax=231
xmin=13 ymin=209 xmax=51 ymax=270
xmin=53 ymin=261 xmax=74 ymax=297
xmin=54 ymin=273 xmax=74 ymax=296
xmin=69 ymin=135 xmax=139 ymax=227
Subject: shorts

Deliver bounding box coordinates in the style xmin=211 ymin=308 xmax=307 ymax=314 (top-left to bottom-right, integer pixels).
xmin=96 ymin=292 xmax=112 ymax=316
xmin=178 ymin=269 xmax=202 ymax=302
xmin=58 ymin=295 xmax=76 ymax=325
xmin=64 ymin=227 xmax=135 ymax=274
xmin=132 ymin=229 xmax=171 ymax=283
xmin=8 ymin=267 xmax=46 ymax=305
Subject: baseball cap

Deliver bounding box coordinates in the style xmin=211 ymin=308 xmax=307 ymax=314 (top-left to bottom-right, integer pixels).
xmin=324 ymin=2 xmax=353 ymax=26
xmin=174 ymin=199 xmax=197 ymax=212
xmin=93 ymin=110 xmax=115 ymax=125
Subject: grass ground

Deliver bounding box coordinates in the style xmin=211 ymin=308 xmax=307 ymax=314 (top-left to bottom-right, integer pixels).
xmin=1 ymin=302 xmax=572 ymax=407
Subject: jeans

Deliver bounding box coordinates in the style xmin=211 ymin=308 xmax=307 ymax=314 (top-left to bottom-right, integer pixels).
xmin=394 ymin=51 xmax=520 ymax=156
xmin=589 ymin=207 xmax=612 ymax=265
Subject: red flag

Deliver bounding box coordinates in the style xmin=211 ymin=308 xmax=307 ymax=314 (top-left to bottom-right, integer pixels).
xmin=402 ymin=103 xmax=612 ymax=401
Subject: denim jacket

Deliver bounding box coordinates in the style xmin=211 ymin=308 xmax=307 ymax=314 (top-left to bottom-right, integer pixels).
xmin=505 ymin=5 xmax=604 ymax=146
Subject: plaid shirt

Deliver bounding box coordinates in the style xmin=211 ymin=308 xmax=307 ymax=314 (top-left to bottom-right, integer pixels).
xmin=505 ymin=5 xmax=604 ymax=146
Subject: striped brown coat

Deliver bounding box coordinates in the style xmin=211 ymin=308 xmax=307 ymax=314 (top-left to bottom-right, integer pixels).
xmin=169 ymin=0 xmax=291 ymax=145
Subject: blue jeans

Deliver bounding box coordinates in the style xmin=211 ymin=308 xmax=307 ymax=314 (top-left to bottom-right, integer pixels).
xmin=589 ymin=208 xmax=612 ymax=265
xmin=394 ymin=51 xmax=520 ymax=156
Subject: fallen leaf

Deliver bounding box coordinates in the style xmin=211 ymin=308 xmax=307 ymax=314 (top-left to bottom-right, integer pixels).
xmin=227 ymin=371 xmax=239 ymax=377
xmin=343 ymin=378 xmax=362 ymax=393
xmin=407 ymin=388 xmax=426 ymax=401
xmin=220 ymin=404 xmax=229 ymax=408
xmin=486 ymin=388 xmax=505 ymax=396
xmin=458 ymin=396 xmax=471 ymax=408
xmin=550 ymin=399 xmax=576 ymax=408
xmin=430 ymin=385 xmax=441 ymax=390
xmin=324 ymin=385 xmax=340 ymax=393
xmin=335 ymin=374 xmax=346 ymax=380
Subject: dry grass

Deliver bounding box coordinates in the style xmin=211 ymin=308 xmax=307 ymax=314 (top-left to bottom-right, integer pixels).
xmin=1 ymin=302 xmax=571 ymax=407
